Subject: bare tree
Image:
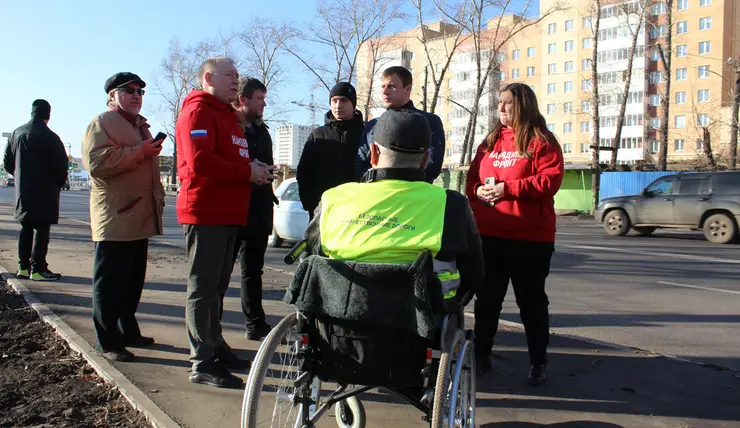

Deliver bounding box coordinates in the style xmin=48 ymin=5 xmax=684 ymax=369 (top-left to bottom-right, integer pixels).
xmin=359 ymin=35 xmax=400 ymax=119
xmin=608 ymin=0 xmax=649 ymax=168
xmin=655 ymin=0 xmax=673 ymax=171
xmin=154 ymin=38 xmax=221 ymax=185
xmin=436 ymin=0 xmax=568 ymax=168
xmin=283 ymin=0 xmax=405 ymax=91
xmin=413 ymin=0 xmax=472 ymax=114
xmin=729 ymin=58 xmax=740 ymax=170
xmin=590 ymin=0 xmax=602 ymax=212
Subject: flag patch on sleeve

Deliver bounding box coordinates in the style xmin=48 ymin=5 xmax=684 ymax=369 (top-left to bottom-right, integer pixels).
xmin=190 ymin=129 xmax=207 ymax=137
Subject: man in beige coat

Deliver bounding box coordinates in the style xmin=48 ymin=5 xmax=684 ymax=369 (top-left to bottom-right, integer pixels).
xmin=82 ymin=72 xmax=165 ymax=362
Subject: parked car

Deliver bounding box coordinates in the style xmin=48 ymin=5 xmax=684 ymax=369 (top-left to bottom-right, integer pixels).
xmin=62 ymin=178 xmax=70 ymax=190
xmin=595 ymin=171 xmax=740 ymax=244
xmin=269 ymin=178 xmax=309 ymax=248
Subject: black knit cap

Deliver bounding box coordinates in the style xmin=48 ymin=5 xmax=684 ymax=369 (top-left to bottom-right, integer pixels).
xmin=31 ymin=99 xmax=51 ymax=121
xmin=373 ymin=110 xmax=431 ymax=154
xmin=329 ymin=82 xmax=357 ymax=107
xmin=104 ymin=72 xmax=146 ymax=94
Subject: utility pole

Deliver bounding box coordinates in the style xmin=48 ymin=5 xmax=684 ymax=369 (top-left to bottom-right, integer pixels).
xmin=729 ymin=57 xmax=740 ymax=170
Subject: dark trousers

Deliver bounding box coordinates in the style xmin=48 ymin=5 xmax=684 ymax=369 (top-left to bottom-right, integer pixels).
xmin=474 ymin=236 xmax=554 ymax=366
xmin=92 ymin=239 xmax=148 ymax=352
xmin=229 ymin=228 xmax=269 ymax=327
xmin=18 ymin=221 xmax=51 ymax=272
xmin=183 ymin=224 xmax=238 ymax=371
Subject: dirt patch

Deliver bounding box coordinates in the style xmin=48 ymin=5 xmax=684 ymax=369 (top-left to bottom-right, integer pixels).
xmin=0 ymin=277 xmax=149 ymax=427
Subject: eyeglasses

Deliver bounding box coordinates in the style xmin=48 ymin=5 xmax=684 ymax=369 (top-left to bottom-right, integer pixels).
xmin=117 ymin=87 xmax=145 ymax=96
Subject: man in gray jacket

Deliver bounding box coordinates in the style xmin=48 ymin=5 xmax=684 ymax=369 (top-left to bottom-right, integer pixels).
xmin=3 ymin=99 xmax=68 ymax=281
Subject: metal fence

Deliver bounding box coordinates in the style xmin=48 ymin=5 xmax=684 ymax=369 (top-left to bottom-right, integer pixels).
xmin=599 ymin=171 xmax=678 ymax=200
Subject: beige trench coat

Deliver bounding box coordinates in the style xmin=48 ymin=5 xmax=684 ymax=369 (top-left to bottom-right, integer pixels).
xmin=81 ymin=110 xmax=164 ymax=242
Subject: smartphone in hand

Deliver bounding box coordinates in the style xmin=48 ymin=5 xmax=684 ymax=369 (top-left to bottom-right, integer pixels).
xmin=152 ymin=132 xmax=167 ymax=148
xmin=484 ymin=177 xmax=496 ymax=206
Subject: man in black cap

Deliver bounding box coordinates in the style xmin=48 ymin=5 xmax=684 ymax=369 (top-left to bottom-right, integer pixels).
xmin=82 ymin=72 xmax=164 ymax=362
xmin=304 ymin=109 xmax=483 ymax=307
xmin=3 ymin=100 xmax=69 ymax=281
xmin=297 ymin=81 xmax=365 ymax=220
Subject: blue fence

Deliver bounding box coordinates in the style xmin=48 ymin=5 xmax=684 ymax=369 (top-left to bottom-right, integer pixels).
xmin=599 ymin=172 xmax=678 ymax=200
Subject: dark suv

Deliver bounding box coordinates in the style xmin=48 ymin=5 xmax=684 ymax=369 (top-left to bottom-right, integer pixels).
xmin=595 ymin=172 xmax=740 ymax=244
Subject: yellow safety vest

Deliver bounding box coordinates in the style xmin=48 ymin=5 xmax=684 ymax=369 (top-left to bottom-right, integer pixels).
xmin=320 ymin=180 xmax=460 ymax=299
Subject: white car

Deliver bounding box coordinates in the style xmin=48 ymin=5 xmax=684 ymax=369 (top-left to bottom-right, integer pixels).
xmin=270 ymin=178 xmax=309 ymax=248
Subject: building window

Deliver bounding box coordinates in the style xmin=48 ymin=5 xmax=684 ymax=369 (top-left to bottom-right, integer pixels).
xmin=564 ymin=102 xmax=573 ymax=113
xmin=582 ymin=38 xmax=592 ymax=49
xmin=651 ymin=25 xmax=666 ymax=39
xmin=698 ymin=114 xmax=709 ymax=126
xmin=565 ymin=20 xmax=574 ymax=31
xmin=565 ymin=61 xmax=574 ymax=72
xmin=564 ymin=81 xmax=573 ymax=93
xmin=699 ymin=17 xmax=711 ymax=30
xmin=527 ymin=47 xmax=536 ymax=57
xmin=500 ymin=71 xmax=506 ymax=81
xmin=563 ymin=143 xmax=572 ymax=153
xmin=547 ymin=103 xmax=556 ymax=114
xmin=676 ymin=68 xmax=687 ymax=80
xmin=650 ymin=48 xmax=660 ymax=62
xmin=564 ymin=123 xmax=573 ymax=133
xmin=512 ymin=69 xmax=520 ymax=79
xmin=650 ymin=140 xmax=660 ymax=153
xmin=580 ymin=143 xmax=590 ymax=153
xmin=583 ymin=17 xmax=592 ymax=29
xmin=699 ymin=41 xmax=711 ymax=54
xmin=698 ymin=65 xmax=710 ymax=78
xmin=548 ymin=63 xmax=557 ymax=74
xmin=650 ymin=72 xmax=664 ymax=83
xmin=674 ymin=139 xmax=685 ymax=152
xmin=512 ymin=49 xmax=520 ymax=60
xmin=527 ymin=66 xmax=535 ymax=76
xmin=582 ymin=59 xmax=592 ymax=70
xmin=650 ymin=117 xmax=661 ymax=129
xmin=698 ymin=89 xmax=710 ymax=103
xmin=675 ymin=115 xmax=686 ymax=128
xmin=677 ymin=21 xmax=688 ymax=34
xmin=582 ymin=79 xmax=592 ymax=91
xmin=650 ymin=94 xmax=661 ymax=106
xmin=652 ymin=2 xmax=666 ymax=15
xmin=581 ymin=100 xmax=592 ymax=112
xmin=565 ymin=40 xmax=574 ymax=52
xmin=529 ymin=85 xmax=535 ymax=92
xmin=678 ymin=0 xmax=688 ymax=10
xmin=700 ymin=0 xmax=711 ymax=6
xmin=547 ymin=83 xmax=556 ymax=94
xmin=675 ymin=91 xmax=687 ymax=104
xmin=548 ymin=43 xmax=556 ymax=54
xmin=696 ymin=140 xmax=704 ymax=150
xmin=581 ymin=121 xmax=591 ymax=132
xmin=676 ymin=45 xmax=688 ymax=58
xmin=548 ymin=23 xmax=557 ymax=34
xmin=547 ymin=123 xmax=555 ymax=132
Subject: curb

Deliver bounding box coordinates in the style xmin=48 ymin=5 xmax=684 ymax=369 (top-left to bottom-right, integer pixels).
xmin=0 ymin=265 xmax=181 ymax=428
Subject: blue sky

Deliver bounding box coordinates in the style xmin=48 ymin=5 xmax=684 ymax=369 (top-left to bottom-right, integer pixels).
xmin=0 ymin=0 xmax=324 ymax=158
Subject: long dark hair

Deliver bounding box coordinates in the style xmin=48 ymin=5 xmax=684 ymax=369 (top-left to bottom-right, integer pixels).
xmin=485 ymin=82 xmax=558 ymax=159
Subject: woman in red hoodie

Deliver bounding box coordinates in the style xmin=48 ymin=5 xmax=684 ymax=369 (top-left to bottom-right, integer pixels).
xmin=466 ymin=83 xmax=564 ymax=385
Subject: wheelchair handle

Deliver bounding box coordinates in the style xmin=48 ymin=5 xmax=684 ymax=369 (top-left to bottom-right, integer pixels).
xmin=284 ymin=239 xmax=307 ymax=265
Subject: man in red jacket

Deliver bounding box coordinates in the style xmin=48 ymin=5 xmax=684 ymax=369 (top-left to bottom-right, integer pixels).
xmin=176 ymin=56 xmax=274 ymax=389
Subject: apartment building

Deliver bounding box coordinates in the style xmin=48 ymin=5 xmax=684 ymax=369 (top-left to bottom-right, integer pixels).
xmin=356 ymin=0 xmax=739 ymax=166
xmin=274 ymin=123 xmax=314 ymax=169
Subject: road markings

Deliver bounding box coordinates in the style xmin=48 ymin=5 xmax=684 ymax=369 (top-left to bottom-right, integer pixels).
xmin=657 ymin=281 xmax=740 ymax=296
xmin=559 ymin=243 xmax=740 ymax=265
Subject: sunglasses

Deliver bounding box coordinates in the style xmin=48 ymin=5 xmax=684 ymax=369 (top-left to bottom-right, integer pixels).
xmin=117 ymin=87 xmax=145 ymax=96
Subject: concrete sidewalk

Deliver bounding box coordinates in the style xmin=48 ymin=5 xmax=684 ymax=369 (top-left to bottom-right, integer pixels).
xmin=0 ymin=204 xmax=738 ymax=428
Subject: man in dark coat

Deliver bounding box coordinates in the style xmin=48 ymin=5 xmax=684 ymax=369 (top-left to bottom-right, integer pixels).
xmin=355 ymin=66 xmax=446 ymax=183
xmin=297 ymin=82 xmax=364 ymax=219
xmin=3 ymin=99 xmax=68 ymax=280
xmin=230 ymin=77 xmax=277 ymax=340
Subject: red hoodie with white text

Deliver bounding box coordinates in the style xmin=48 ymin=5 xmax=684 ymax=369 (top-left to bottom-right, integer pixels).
xmin=466 ymin=127 xmax=564 ymax=242
xmin=175 ymin=90 xmax=253 ymax=225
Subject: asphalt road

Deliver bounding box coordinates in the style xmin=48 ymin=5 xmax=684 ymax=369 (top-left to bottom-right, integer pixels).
xmin=2 ymin=187 xmax=739 ymax=370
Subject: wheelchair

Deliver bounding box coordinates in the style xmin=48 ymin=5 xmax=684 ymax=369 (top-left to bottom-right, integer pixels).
xmin=240 ymin=242 xmax=476 ymax=428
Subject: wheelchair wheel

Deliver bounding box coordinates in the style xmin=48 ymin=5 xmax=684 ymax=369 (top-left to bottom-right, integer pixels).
xmin=334 ymin=397 xmax=366 ymax=428
xmin=242 ymin=313 xmax=317 ymax=428
xmin=447 ymin=336 xmax=476 ymax=428
xmin=430 ymin=329 xmax=464 ymax=428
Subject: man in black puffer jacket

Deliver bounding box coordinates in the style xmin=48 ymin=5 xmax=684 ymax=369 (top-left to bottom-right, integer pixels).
xmin=297 ymin=82 xmax=364 ymax=220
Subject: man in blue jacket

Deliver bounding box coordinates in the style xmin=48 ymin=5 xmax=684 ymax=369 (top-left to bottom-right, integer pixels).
xmin=355 ymin=66 xmax=445 ymax=183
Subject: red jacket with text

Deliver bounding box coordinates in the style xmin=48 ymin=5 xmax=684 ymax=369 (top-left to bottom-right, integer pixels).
xmin=466 ymin=127 xmax=564 ymax=243
xmin=175 ymin=90 xmax=253 ymax=225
